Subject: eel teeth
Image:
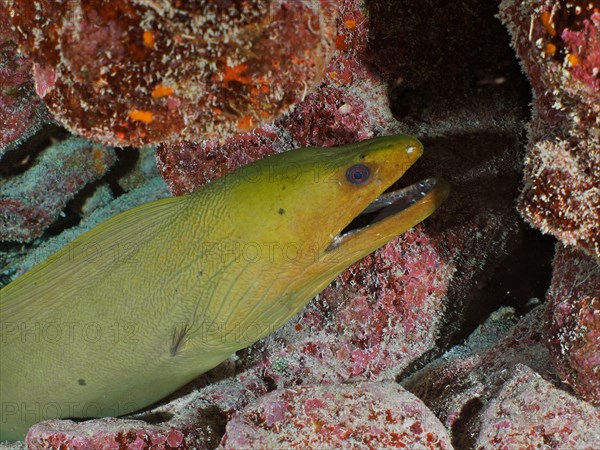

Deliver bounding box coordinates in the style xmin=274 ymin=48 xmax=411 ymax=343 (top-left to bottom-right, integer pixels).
xmin=336 ymin=178 xmax=440 ymax=241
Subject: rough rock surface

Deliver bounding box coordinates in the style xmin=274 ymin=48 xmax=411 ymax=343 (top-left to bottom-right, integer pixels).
xmin=498 ymin=0 xmax=600 ymax=260
xmin=404 ymin=304 xmax=600 ymax=449
xmin=219 ymin=383 xmax=453 ymax=449
xmin=27 ymin=418 xmax=210 ymax=450
xmin=156 ymin=0 xmax=527 ymax=389
xmin=243 ymin=227 xmax=454 ymax=386
xmin=545 ymin=243 xmax=600 ymax=404
xmin=0 ymin=137 xmax=116 ymax=242
xmin=402 ymin=305 xmax=554 ymax=448
xmin=475 ymin=364 xmax=600 ymax=449
xmin=24 ymin=374 xmax=268 ymax=450
xmin=0 ymin=7 xmax=49 ymax=157
xmin=1 ymin=0 xmax=335 ymax=146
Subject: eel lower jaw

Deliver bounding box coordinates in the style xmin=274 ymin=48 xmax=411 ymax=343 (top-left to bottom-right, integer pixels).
xmin=326 ymin=178 xmax=448 ymax=253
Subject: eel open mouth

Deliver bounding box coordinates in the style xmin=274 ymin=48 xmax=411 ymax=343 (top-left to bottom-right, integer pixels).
xmin=327 ymin=178 xmax=443 ymax=251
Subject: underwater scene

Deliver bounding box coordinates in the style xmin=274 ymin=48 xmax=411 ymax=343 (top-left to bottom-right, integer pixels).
xmin=0 ymin=0 xmax=598 ymax=448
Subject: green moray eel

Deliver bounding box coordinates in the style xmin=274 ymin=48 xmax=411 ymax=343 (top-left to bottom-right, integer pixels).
xmin=0 ymin=135 xmax=448 ymax=441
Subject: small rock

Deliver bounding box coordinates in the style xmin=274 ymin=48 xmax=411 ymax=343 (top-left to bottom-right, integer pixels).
xmin=545 ymin=243 xmax=600 ymax=404
xmin=219 ymin=382 xmax=453 ymax=449
xmin=476 ymin=364 xmax=600 ymax=449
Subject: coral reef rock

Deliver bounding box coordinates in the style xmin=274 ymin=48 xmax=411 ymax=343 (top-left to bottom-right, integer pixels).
xmin=0 ymin=0 xmax=562 ymax=447
xmin=499 ymin=0 xmax=600 ymax=260
xmin=27 ymin=414 xmax=217 ymax=450
xmin=475 ymin=364 xmax=600 ymax=449
xmin=0 ymin=137 xmax=116 ymax=243
xmin=404 ymin=305 xmax=600 ymax=449
xmin=24 ymin=375 xmax=267 ymax=450
xmin=1 ymin=0 xmax=335 ymax=146
xmin=243 ymin=226 xmax=457 ymax=386
xmin=545 ymin=243 xmax=600 ymax=404
xmin=219 ymin=382 xmax=453 ymax=449
xmin=0 ymin=7 xmax=49 ymax=157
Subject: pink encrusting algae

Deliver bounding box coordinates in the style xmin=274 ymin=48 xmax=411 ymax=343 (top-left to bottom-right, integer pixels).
xmin=25 ymin=374 xmax=270 ymax=449
xmin=28 ymin=419 xmax=196 ymax=450
xmin=475 ymin=364 xmax=600 ymax=449
xmin=246 ymin=226 xmax=454 ymax=385
xmin=20 ymin=0 xmax=531 ymax=445
xmin=219 ymin=383 xmax=453 ymax=449
xmin=156 ymin=0 xmax=524 ymax=391
xmin=404 ymin=305 xmax=600 ymax=449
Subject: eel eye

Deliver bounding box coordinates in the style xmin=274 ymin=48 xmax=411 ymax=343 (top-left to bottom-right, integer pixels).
xmin=346 ymin=164 xmax=370 ymax=184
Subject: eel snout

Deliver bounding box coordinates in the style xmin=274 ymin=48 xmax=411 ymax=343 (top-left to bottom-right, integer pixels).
xmin=329 ymin=177 xmax=449 ymax=251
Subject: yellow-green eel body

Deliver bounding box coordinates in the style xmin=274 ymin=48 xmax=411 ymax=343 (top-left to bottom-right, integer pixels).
xmin=0 ymin=135 xmax=448 ymax=441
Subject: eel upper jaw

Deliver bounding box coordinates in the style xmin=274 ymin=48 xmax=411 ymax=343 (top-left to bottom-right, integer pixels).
xmin=326 ymin=178 xmax=443 ymax=252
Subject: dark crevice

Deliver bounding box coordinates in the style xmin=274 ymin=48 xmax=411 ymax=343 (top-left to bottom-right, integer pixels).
xmin=0 ymin=124 xmax=70 ymax=178
xmin=40 ymin=179 xmax=106 ymax=238
xmin=263 ymin=376 xmax=277 ymax=393
xmin=202 ymin=405 xmax=228 ymax=450
xmin=451 ymin=397 xmax=485 ymax=449
xmin=132 ymin=411 xmax=174 ymax=424
xmin=38 ymin=146 xmax=141 ymax=238
xmin=452 ymin=225 xmax=556 ymax=346
xmin=105 ymin=146 xmax=140 ymax=197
